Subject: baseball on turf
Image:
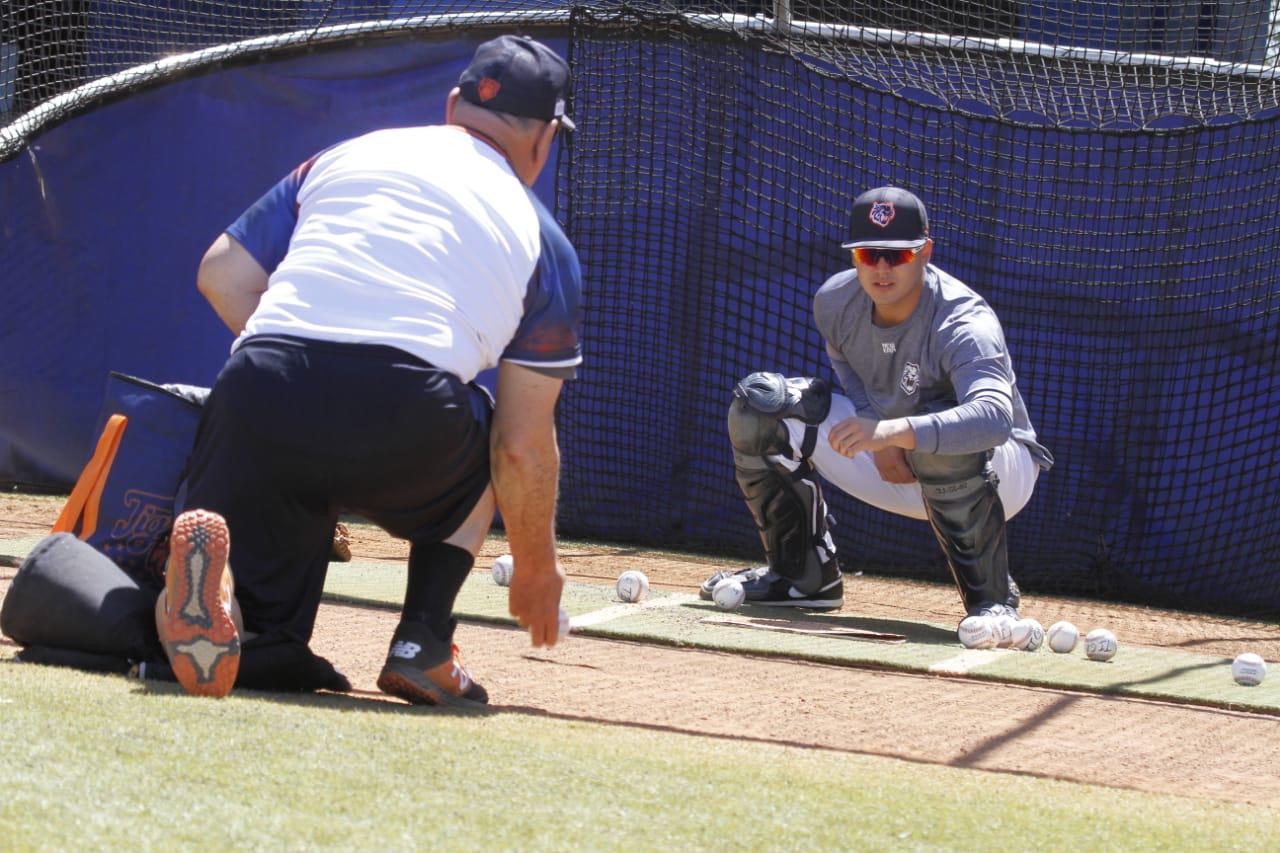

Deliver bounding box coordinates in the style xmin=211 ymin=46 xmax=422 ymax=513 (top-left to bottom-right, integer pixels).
xmin=1010 ymin=618 xmax=1045 ymax=652
xmin=491 ymin=554 xmax=514 ymax=586
xmin=957 ymin=615 xmax=996 ymax=649
xmin=616 ymin=569 xmax=649 ymax=603
xmin=1232 ymin=652 xmax=1267 ymax=686
xmin=1046 ymin=620 xmax=1079 ymax=654
xmin=712 ymin=577 xmax=745 ymax=611
xmin=1084 ymin=628 xmax=1118 ymax=661
xmin=557 ymin=606 xmax=571 ymax=641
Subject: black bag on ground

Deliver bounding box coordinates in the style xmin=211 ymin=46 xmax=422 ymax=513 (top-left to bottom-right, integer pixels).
xmin=14 ymin=645 xmax=137 ymax=675
xmin=3 ymin=534 xmax=351 ymax=693
xmin=0 ymin=532 xmax=161 ymax=660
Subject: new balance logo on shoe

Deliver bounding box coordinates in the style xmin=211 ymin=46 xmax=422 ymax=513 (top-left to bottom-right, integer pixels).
xmin=390 ymin=640 xmax=422 ymax=660
xmin=377 ymin=640 xmax=489 ymax=707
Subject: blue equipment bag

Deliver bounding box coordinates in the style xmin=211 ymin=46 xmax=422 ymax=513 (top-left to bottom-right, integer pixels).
xmin=52 ymin=372 xmax=204 ymax=590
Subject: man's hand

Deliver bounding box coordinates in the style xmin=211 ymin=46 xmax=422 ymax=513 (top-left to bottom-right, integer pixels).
xmin=872 ymin=446 xmax=917 ymax=484
xmin=508 ymin=560 xmax=566 ymax=647
xmin=491 ymin=361 xmax=567 ymax=649
xmin=828 ymin=415 xmax=916 ymax=458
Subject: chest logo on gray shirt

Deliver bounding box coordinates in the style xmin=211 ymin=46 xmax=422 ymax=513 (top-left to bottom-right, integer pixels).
xmin=881 ymin=342 xmax=896 ymax=354
xmin=900 ymin=361 xmax=920 ymax=396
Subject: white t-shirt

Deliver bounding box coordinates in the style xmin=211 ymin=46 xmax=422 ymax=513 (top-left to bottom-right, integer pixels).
xmin=226 ymin=125 xmax=582 ymax=383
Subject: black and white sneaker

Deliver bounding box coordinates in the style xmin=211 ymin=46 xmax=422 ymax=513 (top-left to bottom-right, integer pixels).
xmin=699 ymin=566 xmax=844 ymax=611
xmin=699 ymin=566 xmax=768 ymax=600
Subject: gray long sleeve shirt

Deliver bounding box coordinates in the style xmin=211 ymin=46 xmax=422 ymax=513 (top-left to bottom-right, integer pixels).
xmin=814 ymin=264 xmax=1053 ymax=469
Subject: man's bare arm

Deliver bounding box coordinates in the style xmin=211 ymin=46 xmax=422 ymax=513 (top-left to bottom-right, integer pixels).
xmin=196 ymin=233 xmax=268 ymax=335
xmin=491 ymin=361 xmax=566 ymax=647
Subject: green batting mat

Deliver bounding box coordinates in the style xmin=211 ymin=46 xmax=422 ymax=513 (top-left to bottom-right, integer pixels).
xmin=322 ymin=559 xmax=1280 ymax=716
xmin=3 ymin=535 xmax=1277 ymax=714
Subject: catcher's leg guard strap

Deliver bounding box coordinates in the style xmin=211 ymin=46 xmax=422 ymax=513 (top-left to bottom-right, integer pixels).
xmin=909 ymin=451 xmax=1018 ymax=613
xmin=728 ymin=373 xmax=838 ymax=593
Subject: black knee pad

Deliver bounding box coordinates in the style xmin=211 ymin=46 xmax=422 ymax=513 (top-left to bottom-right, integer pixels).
xmin=727 ymin=372 xmax=832 ymax=456
xmin=726 ymin=372 xmax=838 ymax=592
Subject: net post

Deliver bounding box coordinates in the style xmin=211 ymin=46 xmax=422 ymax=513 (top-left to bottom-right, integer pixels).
xmin=773 ymin=0 xmax=791 ymax=32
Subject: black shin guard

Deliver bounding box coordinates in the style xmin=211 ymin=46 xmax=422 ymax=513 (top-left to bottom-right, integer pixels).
xmin=733 ymin=456 xmax=838 ymax=593
xmin=909 ymin=450 xmax=1018 ymax=614
xmin=727 ymin=373 xmax=839 ymax=594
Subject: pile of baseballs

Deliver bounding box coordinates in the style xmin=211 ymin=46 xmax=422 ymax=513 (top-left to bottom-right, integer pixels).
xmin=956 ymin=616 xmax=1119 ymax=660
xmin=616 ymin=569 xmax=649 ymax=603
xmin=957 ymin=615 xmax=1043 ymax=651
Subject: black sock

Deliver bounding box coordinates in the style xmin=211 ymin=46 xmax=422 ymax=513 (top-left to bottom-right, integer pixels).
xmin=401 ymin=542 xmax=475 ymax=639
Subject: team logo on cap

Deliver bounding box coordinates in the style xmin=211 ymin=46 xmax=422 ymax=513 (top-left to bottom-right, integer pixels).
xmin=870 ymin=201 xmax=896 ymax=228
xmin=477 ymin=77 xmax=501 ymax=102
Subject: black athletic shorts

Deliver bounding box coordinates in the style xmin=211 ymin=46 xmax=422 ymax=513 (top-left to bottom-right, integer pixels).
xmin=180 ymin=335 xmax=492 ymax=641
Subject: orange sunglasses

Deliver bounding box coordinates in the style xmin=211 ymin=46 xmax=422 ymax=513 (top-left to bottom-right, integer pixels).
xmin=852 ymin=247 xmax=919 ymax=267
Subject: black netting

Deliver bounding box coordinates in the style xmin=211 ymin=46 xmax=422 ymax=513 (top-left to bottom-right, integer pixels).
xmin=553 ymin=5 xmax=1280 ymax=615
xmin=3 ymin=2 xmax=1279 ymax=613
xmin=7 ymin=3 xmax=1280 ymax=154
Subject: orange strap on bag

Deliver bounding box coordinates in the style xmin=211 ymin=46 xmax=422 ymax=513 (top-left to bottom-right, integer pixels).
xmin=52 ymin=414 xmax=128 ymax=539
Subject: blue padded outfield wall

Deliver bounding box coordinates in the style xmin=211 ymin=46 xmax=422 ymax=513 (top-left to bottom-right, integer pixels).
xmin=2 ymin=28 xmax=1278 ymax=612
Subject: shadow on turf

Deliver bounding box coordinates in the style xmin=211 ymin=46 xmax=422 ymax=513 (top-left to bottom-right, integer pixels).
xmin=952 ymin=657 xmax=1250 ymax=768
xmin=127 ymin=678 xmax=498 ymax=716
xmin=685 ymin=601 xmax=958 ymax=646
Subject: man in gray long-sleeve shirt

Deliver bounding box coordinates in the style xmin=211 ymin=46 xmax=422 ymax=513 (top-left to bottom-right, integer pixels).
xmin=702 ymin=186 xmax=1053 ymax=623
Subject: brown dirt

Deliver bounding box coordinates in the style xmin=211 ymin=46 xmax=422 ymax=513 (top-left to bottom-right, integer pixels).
xmin=3 ymin=494 xmax=1280 ymax=807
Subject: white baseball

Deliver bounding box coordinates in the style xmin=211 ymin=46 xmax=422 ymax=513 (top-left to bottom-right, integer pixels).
xmin=557 ymin=606 xmax=571 ymax=641
xmin=712 ymin=577 xmax=745 ymax=611
xmin=1085 ymin=628 xmax=1118 ymax=661
xmin=1010 ymin=618 xmax=1045 ymax=652
xmin=616 ymin=569 xmax=649 ymax=603
xmin=957 ymin=615 xmax=996 ymax=649
xmin=491 ymin=554 xmax=514 ymax=586
xmin=1232 ymin=652 xmax=1267 ymax=686
xmin=1046 ymin=620 xmax=1079 ymax=654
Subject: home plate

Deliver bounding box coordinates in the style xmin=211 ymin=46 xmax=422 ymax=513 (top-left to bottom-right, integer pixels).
xmin=702 ymin=616 xmax=906 ymax=643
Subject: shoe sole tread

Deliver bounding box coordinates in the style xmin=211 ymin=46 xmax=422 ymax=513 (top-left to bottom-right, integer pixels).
xmin=159 ymin=510 xmax=239 ymax=698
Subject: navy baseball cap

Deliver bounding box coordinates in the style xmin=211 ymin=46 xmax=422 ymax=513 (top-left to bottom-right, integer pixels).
xmin=458 ymin=35 xmax=576 ymax=131
xmin=842 ymin=186 xmax=929 ymax=249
